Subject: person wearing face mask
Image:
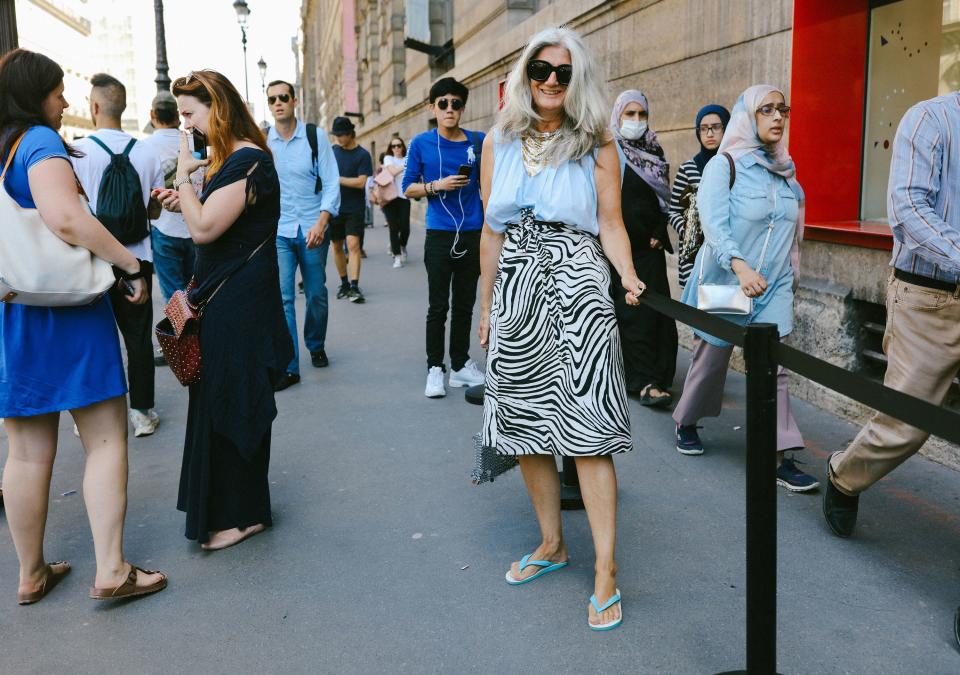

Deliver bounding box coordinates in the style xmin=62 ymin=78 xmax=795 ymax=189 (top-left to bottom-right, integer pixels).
xmin=610 ymin=90 xmax=677 ymax=407
xmin=672 ymin=84 xmax=819 ymax=494
xmin=668 ymin=105 xmax=730 ymax=288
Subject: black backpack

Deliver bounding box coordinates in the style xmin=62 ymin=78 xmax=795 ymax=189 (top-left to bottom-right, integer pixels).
xmin=89 ymin=136 xmax=149 ymax=244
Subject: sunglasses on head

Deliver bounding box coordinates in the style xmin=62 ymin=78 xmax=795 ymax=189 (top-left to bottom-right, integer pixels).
xmin=435 ymin=98 xmax=463 ymax=111
xmin=526 ymin=59 xmax=572 ymax=86
xmin=267 ymin=93 xmax=291 ymax=105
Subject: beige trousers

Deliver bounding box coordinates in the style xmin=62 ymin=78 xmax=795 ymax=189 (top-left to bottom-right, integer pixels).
xmin=830 ymin=276 xmax=960 ymax=496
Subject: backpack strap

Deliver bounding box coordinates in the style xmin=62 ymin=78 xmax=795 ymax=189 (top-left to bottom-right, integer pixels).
xmin=306 ymin=123 xmax=321 ymax=194
xmin=88 ymin=135 xmax=115 ymax=156
xmin=722 ymin=151 xmax=736 ymax=189
xmin=121 ymin=138 xmax=137 ymax=156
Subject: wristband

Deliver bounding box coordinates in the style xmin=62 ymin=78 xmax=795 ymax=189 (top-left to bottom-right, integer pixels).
xmin=113 ymin=260 xmax=149 ymax=281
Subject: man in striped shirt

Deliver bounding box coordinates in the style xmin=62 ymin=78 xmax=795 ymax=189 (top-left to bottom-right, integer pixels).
xmin=824 ymin=92 xmax=960 ymax=538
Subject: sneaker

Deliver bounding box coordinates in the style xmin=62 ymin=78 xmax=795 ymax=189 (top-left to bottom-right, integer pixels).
xmin=360 ymin=249 xmax=368 ymax=259
xmin=393 ymin=256 xmax=403 ymax=269
xmin=676 ymin=424 xmax=704 ymax=455
xmin=822 ymin=453 xmax=859 ymax=537
xmin=130 ymin=409 xmax=160 ymax=438
xmin=347 ymin=287 xmax=365 ymax=304
xmin=311 ymin=350 xmax=329 ymax=368
xmin=401 ymin=247 xmax=408 ymax=262
xmin=425 ymin=366 xmax=446 ymax=398
xmin=776 ymin=456 xmax=820 ymax=493
xmin=273 ymin=372 xmax=301 ymax=392
xmin=336 ymin=285 xmax=350 ymax=299
xmin=448 ymin=359 xmax=485 ymax=387
xmin=154 ymin=349 xmax=167 ymax=367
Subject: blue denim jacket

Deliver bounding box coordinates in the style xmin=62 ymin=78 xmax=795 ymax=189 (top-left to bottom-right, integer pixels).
xmin=680 ymin=153 xmax=800 ymax=346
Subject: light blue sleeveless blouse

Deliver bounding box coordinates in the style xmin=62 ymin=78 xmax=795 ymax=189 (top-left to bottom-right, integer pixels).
xmin=485 ymin=134 xmax=599 ymax=235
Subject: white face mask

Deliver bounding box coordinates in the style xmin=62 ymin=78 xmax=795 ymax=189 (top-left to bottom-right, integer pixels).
xmin=620 ymin=119 xmax=647 ymax=140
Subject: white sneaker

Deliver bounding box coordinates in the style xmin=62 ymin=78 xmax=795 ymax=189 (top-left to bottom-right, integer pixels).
xmin=129 ymin=409 xmax=160 ymax=437
xmin=393 ymin=256 xmax=403 ymax=269
xmin=425 ymin=366 xmax=446 ymax=398
xmin=449 ymin=359 xmax=485 ymax=388
xmin=401 ymin=247 xmax=408 ymax=262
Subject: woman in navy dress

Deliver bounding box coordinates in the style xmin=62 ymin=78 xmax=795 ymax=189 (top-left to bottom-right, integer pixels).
xmin=161 ymin=70 xmax=292 ymax=550
xmin=0 ymin=49 xmax=166 ymax=605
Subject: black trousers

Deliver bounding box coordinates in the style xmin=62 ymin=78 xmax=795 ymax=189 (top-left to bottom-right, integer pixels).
xmin=612 ymin=247 xmax=678 ymax=392
xmin=382 ymin=198 xmax=411 ymax=255
xmin=108 ymin=272 xmax=155 ymax=410
xmin=424 ymin=229 xmax=480 ymax=371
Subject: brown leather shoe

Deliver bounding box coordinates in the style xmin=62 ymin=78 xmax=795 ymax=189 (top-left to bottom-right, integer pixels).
xmin=89 ymin=564 xmax=167 ymax=601
xmin=18 ymin=561 xmax=71 ymax=605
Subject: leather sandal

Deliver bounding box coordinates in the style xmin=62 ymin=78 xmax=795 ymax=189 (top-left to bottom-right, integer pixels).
xmin=89 ymin=563 xmax=167 ymax=601
xmin=18 ymin=561 xmax=71 ymax=605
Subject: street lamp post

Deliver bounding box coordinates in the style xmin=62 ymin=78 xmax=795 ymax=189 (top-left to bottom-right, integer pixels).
xmin=232 ymin=0 xmax=251 ymax=104
xmin=0 ymin=0 xmax=19 ymax=56
xmin=154 ymin=0 xmax=171 ymax=93
xmin=257 ymin=56 xmax=267 ymax=125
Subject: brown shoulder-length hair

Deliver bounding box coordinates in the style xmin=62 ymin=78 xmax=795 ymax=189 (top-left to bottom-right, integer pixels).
xmin=171 ymin=70 xmax=269 ymax=178
xmin=0 ymin=49 xmax=80 ymax=162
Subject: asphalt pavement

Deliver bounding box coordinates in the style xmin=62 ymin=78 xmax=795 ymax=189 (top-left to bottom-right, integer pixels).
xmin=2 ymin=215 xmax=960 ymax=674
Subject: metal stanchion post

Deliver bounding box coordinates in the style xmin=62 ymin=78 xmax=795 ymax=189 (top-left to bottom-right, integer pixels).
xmin=720 ymin=322 xmax=780 ymax=675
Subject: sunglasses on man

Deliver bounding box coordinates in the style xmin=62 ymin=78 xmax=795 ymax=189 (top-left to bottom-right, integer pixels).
xmin=526 ymin=60 xmax=573 ymax=86
xmin=267 ymin=93 xmax=291 ymax=105
xmin=435 ymin=98 xmax=463 ymax=111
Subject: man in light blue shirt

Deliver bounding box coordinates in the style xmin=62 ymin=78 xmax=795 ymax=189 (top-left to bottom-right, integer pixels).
xmin=825 ymin=92 xmax=960 ymax=538
xmin=265 ymin=80 xmax=341 ymax=392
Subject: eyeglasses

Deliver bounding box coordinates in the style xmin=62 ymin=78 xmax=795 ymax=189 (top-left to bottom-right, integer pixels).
xmin=389 ymin=143 xmax=403 ymax=149
xmin=698 ymin=123 xmax=723 ymax=135
xmin=526 ymin=59 xmax=572 ymax=86
xmin=436 ymin=98 xmax=463 ymax=111
xmin=267 ymin=93 xmax=291 ymax=105
xmin=756 ymin=104 xmax=791 ymax=118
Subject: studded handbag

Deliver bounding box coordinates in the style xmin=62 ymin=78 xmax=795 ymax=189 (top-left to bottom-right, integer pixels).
xmin=155 ymin=236 xmax=271 ymax=386
xmin=470 ymin=433 xmax=519 ymax=485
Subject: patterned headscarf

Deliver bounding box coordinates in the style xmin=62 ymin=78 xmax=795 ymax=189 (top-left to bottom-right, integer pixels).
xmin=610 ymin=90 xmax=671 ymax=212
xmin=693 ymin=104 xmax=730 ymax=174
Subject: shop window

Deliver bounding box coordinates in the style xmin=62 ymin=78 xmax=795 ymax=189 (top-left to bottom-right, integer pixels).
xmin=861 ymin=0 xmax=955 ymax=221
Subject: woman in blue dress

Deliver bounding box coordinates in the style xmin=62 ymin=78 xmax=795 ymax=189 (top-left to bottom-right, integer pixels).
xmin=0 ymin=49 xmax=167 ymax=604
xmin=671 ymin=84 xmax=819 ymax=492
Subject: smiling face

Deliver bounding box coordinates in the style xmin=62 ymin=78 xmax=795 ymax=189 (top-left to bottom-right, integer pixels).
xmin=176 ymin=95 xmax=210 ymax=136
xmin=388 ymin=139 xmax=405 ymax=157
xmin=619 ymin=101 xmax=648 ymax=128
xmin=528 ymin=45 xmax=570 ymax=117
xmin=699 ymin=112 xmax=724 ymax=150
xmin=266 ymin=83 xmax=296 ymax=124
xmin=41 ymin=81 xmax=68 ymax=130
xmin=755 ymin=91 xmax=786 ymax=146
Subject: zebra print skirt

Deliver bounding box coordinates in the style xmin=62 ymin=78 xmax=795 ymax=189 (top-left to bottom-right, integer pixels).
xmin=482 ymin=211 xmax=632 ymax=456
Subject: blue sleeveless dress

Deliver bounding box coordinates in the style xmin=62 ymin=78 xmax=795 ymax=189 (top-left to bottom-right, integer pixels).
xmin=0 ymin=126 xmax=126 ymax=417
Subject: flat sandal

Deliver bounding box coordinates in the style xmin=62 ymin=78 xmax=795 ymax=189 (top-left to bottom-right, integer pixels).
xmin=89 ymin=563 xmax=167 ymax=601
xmin=18 ymin=561 xmax=71 ymax=606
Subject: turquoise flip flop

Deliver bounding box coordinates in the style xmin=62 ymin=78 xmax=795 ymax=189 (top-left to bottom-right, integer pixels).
xmin=589 ymin=589 xmax=623 ymax=631
xmin=504 ymin=553 xmax=569 ymax=585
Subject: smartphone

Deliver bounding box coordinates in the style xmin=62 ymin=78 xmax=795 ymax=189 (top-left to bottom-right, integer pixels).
xmin=192 ymin=131 xmax=207 ymax=160
xmin=120 ymin=279 xmax=135 ymax=296
xmin=457 ymin=164 xmax=473 ymax=178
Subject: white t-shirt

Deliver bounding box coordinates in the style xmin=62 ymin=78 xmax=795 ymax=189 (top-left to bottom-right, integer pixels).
xmin=382 ymin=154 xmax=407 ymax=200
xmin=142 ymin=128 xmax=190 ymax=239
xmin=71 ymin=128 xmax=163 ymax=262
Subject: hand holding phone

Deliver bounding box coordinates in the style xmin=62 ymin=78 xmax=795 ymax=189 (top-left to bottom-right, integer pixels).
xmin=457 ymin=164 xmax=473 ymax=178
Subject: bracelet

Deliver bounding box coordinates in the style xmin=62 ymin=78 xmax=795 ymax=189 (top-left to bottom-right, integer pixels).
xmin=173 ymin=175 xmax=191 ymax=190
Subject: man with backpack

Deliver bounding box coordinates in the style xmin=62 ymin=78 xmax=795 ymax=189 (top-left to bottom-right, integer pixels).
xmin=265 ymin=80 xmax=341 ymax=392
xmin=72 ymin=73 xmax=164 ymax=437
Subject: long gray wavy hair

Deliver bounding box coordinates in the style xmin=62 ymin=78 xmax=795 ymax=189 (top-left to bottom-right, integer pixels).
xmin=494 ymin=26 xmax=610 ymax=165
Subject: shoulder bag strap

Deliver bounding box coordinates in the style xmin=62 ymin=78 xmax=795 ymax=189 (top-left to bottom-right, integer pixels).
xmin=196 ymin=234 xmax=273 ymax=313
xmin=306 ymin=123 xmax=321 ymax=194
xmin=0 ymin=131 xmax=28 ymax=184
xmin=722 ymin=152 xmax=736 ymax=189
xmin=88 ymin=135 xmax=115 ymax=156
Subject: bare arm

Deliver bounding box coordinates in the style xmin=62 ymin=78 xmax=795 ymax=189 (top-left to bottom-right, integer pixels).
xmin=385 ymin=163 xmax=404 ymax=177
xmin=477 ymin=133 xmax=503 ymax=348
xmin=595 ymin=140 xmax=645 ymax=304
xmin=29 ymin=158 xmax=139 ymax=274
xmin=339 ymin=174 xmax=368 ymax=189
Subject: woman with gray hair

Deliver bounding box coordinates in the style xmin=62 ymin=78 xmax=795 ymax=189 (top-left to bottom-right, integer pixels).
xmin=478 ymin=26 xmax=645 ymax=631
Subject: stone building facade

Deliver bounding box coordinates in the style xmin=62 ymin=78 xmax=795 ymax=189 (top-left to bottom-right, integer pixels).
xmin=299 ymin=0 xmax=960 ymax=467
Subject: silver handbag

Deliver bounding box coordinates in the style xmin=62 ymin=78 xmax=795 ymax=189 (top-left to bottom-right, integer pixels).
xmin=697 ymin=218 xmax=775 ymax=316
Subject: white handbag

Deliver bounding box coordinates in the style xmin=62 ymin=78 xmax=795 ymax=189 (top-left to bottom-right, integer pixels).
xmin=697 ymin=217 xmax=775 ymax=316
xmin=0 ymin=132 xmax=115 ymax=307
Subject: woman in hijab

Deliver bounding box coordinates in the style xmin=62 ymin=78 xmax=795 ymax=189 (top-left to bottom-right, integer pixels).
xmin=668 ymin=104 xmax=730 ymax=287
xmin=671 ymin=84 xmax=819 ymax=493
xmin=610 ymin=90 xmax=678 ymax=406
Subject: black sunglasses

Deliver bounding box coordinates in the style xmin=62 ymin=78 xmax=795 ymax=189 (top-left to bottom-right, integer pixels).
xmin=389 ymin=143 xmax=403 ymax=148
xmin=436 ymin=98 xmax=463 ymax=111
xmin=526 ymin=59 xmax=572 ymax=86
xmin=267 ymin=93 xmax=291 ymax=105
